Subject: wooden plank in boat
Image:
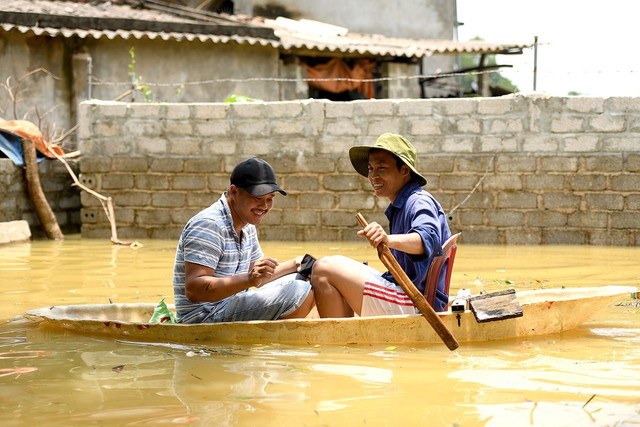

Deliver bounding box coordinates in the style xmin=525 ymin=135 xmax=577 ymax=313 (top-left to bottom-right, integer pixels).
xmin=469 ymin=289 xmax=524 ymax=323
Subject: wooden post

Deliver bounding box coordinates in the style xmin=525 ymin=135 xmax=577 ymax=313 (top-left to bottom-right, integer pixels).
xmin=478 ymin=54 xmax=491 ymax=97
xmin=356 ymin=213 xmax=459 ymax=351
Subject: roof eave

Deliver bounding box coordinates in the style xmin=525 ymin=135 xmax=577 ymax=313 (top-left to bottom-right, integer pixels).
xmin=0 ymin=11 xmax=277 ymax=40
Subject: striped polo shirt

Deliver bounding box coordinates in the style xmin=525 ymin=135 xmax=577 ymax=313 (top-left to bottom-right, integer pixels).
xmin=172 ymin=194 xmax=263 ymax=321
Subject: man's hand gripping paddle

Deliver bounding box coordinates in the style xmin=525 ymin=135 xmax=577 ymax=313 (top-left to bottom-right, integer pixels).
xmin=356 ymin=213 xmax=459 ymax=351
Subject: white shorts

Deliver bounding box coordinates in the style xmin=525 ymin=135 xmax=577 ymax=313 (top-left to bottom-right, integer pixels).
xmin=361 ymin=267 xmax=419 ymax=317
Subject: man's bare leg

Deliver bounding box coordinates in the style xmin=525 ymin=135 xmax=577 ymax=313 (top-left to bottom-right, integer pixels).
xmin=281 ymin=290 xmax=316 ymax=319
xmin=310 ymin=255 xmax=369 ymax=318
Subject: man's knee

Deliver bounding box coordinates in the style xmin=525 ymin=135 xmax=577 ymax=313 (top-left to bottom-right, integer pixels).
xmin=312 ymin=255 xmax=347 ymax=277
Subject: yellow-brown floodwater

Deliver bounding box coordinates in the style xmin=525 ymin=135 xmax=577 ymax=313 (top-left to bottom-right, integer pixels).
xmin=0 ymin=236 xmax=638 ymax=426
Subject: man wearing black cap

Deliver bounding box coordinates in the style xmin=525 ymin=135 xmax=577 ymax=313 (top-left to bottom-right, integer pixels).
xmin=310 ymin=133 xmax=452 ymax=317
xmin=172 ymin=157 xmax=315 ymax=323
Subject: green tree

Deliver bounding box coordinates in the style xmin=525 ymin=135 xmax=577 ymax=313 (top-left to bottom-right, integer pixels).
xmin=459 ymin=37 xmax=519 ymax=95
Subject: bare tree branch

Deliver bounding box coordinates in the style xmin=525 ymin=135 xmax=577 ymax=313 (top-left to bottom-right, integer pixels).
xmin=2 ymin=68 xmax=138 ymax=247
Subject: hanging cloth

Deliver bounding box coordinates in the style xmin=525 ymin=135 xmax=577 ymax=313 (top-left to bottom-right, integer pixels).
xmin=0 ymin=119 xmax=65 ymax=159
xmin=302 ymin=58 xmax=376 ymax=98
xmin=0 ymin=129 xmax=45 ymax=167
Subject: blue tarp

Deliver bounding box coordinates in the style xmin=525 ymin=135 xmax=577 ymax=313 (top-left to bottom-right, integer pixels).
xmin=0 ymin=129 xmax=46 ymax=167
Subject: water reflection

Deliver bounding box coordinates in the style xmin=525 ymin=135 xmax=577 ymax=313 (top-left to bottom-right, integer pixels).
xmin=0 ymin=321 xmax=638 ymax=426
xmin=173 ymin=351 xmax=306 ymax=425
xmin=452 ymin=355 xmax=640 ymax=398
xmin=170 ymin=344 xmax=409 ymax=426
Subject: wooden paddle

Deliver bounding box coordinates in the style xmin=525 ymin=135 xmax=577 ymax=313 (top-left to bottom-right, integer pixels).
xmin=356 ymin=213 xmax=460 ymax=351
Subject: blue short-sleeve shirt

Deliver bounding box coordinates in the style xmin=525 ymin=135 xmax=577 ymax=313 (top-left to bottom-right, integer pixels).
xmin=382 ymin=181 xmax=452 ymax=311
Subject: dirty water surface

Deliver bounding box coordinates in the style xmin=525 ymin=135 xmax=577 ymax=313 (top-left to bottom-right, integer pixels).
xmin=0 ymin=236 xmax=638 ymax=426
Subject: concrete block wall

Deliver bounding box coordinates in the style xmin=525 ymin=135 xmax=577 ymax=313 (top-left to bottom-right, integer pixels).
xmin=0 ymin=158 xmax=81 ymax=238
xmin=78 ymin=95 xmax=640 ymax=245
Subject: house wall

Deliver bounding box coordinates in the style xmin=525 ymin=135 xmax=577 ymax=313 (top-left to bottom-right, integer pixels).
xmin=0 ymin=31 xmax=282 ymax=151
xmin=84 ymin=38 xmax=282 ymax=103
xmin=76 ymin=95 xmax=640 ymax=246
xmin=381 ymin=63 xmax=422 ymax=99
xmin=0 ymin=32 xmax=72 ymax=137
xmin=234 ymin=0 xmax=456 ymax=39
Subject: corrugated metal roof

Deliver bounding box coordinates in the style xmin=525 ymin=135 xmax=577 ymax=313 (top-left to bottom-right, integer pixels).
xmin=0 ymin=1 xmax=531 ymax=59
xmin=266 ymin=17 xmax=530 ymax=58
xmin=0 ymin=22 xmax=279 ymax=47
xmin=0 ymin=0 xmax=277 ymax=38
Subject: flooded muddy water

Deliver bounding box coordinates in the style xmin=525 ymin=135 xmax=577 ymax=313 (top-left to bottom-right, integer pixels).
xmin=0 ymin=236 xmax=638 ymax=426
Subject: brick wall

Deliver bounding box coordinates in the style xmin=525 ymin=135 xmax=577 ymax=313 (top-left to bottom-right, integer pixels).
xmin=77 ymin=95 xmax=640 ymax=245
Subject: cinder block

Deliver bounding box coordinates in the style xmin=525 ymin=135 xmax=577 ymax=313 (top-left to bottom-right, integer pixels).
xmin=0 ymin=220 xmax=31 ymax=243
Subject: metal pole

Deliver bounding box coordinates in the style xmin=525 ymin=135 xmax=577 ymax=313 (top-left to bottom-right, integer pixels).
xmin=87 ymin=55 xmax=93 ymax=100
xmin=533 ymin=36 xmax=538 ymax=91
xmin=454 ymin=0 xmax=464 ymax=97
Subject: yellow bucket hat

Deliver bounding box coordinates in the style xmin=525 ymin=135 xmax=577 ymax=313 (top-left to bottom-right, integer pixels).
xmin=349 ymin=133 xmax=427 ymax=186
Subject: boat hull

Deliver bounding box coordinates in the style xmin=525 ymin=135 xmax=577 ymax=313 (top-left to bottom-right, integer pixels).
xmin=24 ymin=286 xmax=636 ymax=345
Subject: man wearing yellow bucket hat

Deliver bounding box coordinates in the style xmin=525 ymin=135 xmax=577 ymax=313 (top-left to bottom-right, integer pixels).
xmin=310 ymin=133 xmax=452 ymax=316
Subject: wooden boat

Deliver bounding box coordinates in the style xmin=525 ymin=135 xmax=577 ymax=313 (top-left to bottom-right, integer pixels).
xmin=24 ymin=286 xmax=636 ymax=346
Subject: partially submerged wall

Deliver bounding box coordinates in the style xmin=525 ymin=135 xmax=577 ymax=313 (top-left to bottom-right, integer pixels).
xmin=0 ymin=158 xmax=81 ymax=238
xmin=78 ymin=95 xmax=640 ymax=245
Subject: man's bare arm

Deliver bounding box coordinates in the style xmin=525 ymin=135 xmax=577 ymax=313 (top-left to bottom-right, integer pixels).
xmin=184 ymin=257 xmax=278 ymax=302
xmin=358 ymin=221 xmax=425 ymax=255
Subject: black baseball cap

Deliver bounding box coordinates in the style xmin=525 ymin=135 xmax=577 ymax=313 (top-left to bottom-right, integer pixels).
xmin=230 ymin=157 xmax=287 ymax=196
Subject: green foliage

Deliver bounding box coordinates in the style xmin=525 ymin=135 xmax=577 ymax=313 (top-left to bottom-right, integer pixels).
xmin=224 ymin=94 xmax=262 ymax=103
xmin=176 ymin=83 xmax=185 ymax=97
xmin=128 ymin=47 xmax=153 ymax=102
xmin=459 ymin=37 xmax=519 ymax=95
